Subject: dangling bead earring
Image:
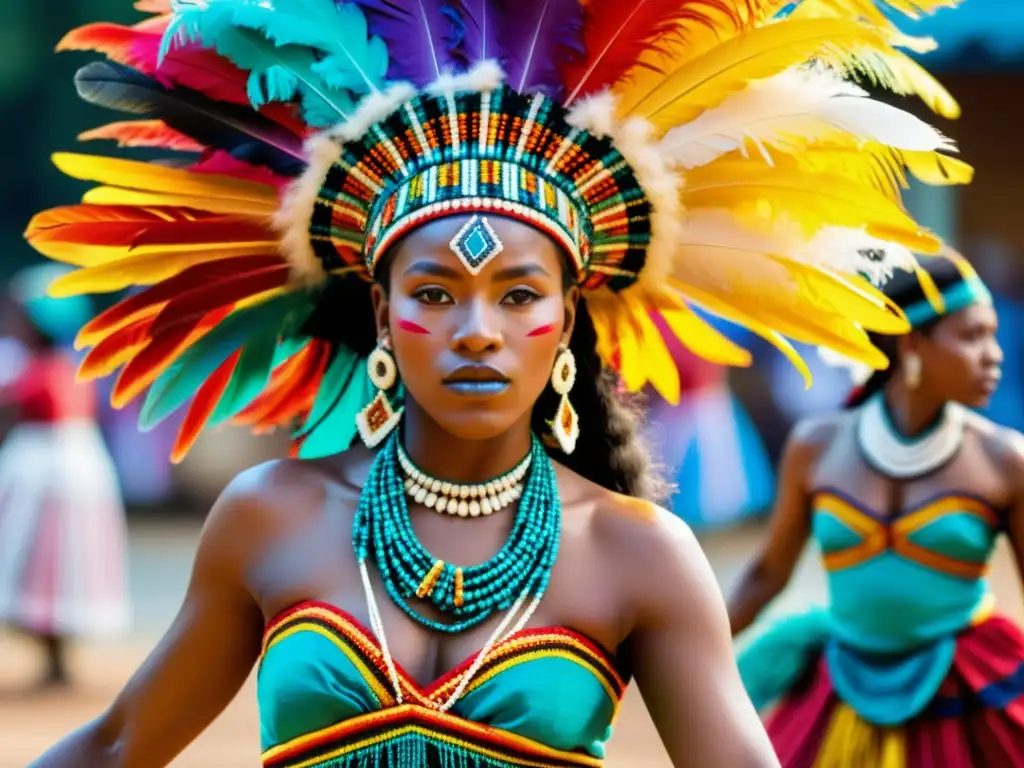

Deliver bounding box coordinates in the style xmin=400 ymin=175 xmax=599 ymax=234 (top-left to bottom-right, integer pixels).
xmin=904 ymin=352 xmax=922 ymax=391
xmin=356 ymin=335 xmax=404 ymax=448
xmin=549 ymin=346 xmax=579 ymax=455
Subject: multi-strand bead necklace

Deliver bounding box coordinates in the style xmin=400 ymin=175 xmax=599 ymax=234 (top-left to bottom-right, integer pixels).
xmin=352 ymin=431 xmax=561 ymax=710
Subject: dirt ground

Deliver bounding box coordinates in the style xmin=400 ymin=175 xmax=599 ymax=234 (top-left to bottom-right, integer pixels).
xmin=2 ymin=520 xmax=1022 ymax=768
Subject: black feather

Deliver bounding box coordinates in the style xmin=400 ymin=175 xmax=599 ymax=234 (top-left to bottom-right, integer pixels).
xmin=75 ymin=60 xmax=306 ymax=177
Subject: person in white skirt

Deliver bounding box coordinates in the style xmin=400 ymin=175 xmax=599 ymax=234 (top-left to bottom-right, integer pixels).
xmin=0 ymin=264 xmax=129 ymax=688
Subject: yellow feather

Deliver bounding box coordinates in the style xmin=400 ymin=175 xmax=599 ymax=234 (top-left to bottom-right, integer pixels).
xmin=615 ymin=18 xmax=887 ymax=130
xmin=682 ymin=157 xmax=940 ymax=253
xmin=641 ymin=290 xmax=753 ymax=367
xmin=47 ymin=245 xmax=280 ymax=297
xmin=82 ymin=186 xmax=279 ymax=216
xmin=667 ymin=278 xmax=814 ymax=386
xmin=621 ymin=289 xmax=681 ymax=403
xmin=766 ymin=253 xmax=910 ymax=334
xmin=901 ymin=150 xmax=974 ymax=187
xmin=614 ymin=306 xmax=646 ymax=392
xmin=28 ymin=240 xmax=128 ymax=267
xmin=585 ymin=299 xmax=616 ymax=365
xmin=52 ymin=153 xmax=278 ymax=203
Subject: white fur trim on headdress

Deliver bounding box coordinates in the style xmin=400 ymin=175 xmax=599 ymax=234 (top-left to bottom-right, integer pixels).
xmin=427 ymin=60 xmax=505 ymax=96
xmin=274 ymin=134 xmax=341 ymax=285
xmin=567 ymin=90 xmax=682 ymax=286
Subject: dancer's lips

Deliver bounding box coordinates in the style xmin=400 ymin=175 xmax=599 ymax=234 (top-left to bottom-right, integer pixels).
xmin=443 ymin=365 xmax=510 ymax=396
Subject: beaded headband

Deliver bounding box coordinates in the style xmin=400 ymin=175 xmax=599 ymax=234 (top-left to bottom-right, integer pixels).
xmin=301 ymin=83 xmax=651 ymax=292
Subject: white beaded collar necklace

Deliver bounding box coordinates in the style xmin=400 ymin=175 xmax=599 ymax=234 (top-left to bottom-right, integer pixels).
xmin=856 ymin=393 xmax=966 ymax=479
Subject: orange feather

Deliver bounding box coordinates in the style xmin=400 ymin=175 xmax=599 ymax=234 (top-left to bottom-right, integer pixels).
xmin=79 ymin=120 xmax=206 ymax=152
xmin=233 ymin=341 xmax=330 ymax=431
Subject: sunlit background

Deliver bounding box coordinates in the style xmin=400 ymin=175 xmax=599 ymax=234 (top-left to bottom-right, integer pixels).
xmin=1 ymin=1 xmax=1022 ymax=765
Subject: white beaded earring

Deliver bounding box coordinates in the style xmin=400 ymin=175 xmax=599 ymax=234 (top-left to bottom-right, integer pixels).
xmin=549 ymin=346 xmax=578 ymax=455
xmin=356 ymin=336 xmax=404 ymax=448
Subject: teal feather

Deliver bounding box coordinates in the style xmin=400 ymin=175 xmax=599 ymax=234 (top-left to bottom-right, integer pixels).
xmin=165 ymin=0 xmax=387 ymax=101
xmin=296 ymin=347 xmax=360 ymax=437
xmin=139 ymin=294 xmax=305 ymax=431
xmin=207 ymin=325 xmax=280 ymax=426
xmin=297 ymin=370 xmax=376 ymax=458
xmin=207 ymin=302 xmax=315 ymax=426
xmin=164 ymin=16 xmax=356 ymax=123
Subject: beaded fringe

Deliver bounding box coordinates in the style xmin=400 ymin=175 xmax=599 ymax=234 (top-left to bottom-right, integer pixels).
xmin=314 ymin=734 xmax=538 ymax=768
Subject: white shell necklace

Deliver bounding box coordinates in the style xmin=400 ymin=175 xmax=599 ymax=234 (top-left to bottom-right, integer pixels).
xmin=397 ymin=443 xmax=532 ymax=516
xmin=856 ymin=393 xmax=966 ymax=479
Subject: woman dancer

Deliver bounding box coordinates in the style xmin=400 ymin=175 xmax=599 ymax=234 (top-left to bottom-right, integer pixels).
xmin=26 ymin=0 xmax=968 ymax=765
xmin=730 ymin=254 xmax=1024 ymax=766
xmin=0 ymin=264 xmax=128 ymax=688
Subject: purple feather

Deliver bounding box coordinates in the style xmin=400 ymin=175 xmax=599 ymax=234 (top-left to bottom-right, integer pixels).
xmin=493 ymin=0 xmax=585 ymax=98
xmin=351 ymin=0 xmax=465 ymax=85
xmin=454 ymin=0 xmax=498 ymax=65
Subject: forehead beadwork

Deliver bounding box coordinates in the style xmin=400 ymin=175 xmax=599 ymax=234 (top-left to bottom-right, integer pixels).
xmin=449 ymin=216 xmax=504 ymax=275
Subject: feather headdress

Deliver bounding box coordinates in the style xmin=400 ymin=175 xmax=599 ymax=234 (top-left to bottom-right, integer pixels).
xmin=28 ymin=0 xmax=970 ymax=461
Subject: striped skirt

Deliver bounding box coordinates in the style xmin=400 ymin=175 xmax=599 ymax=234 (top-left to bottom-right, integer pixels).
xmin=767 ymin=616 xmax=1024 ymax=767
xmin=0 ymin=421 xmax=130 ymax=637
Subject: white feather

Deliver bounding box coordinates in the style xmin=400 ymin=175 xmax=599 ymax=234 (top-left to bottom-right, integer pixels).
xmin=817 ymin=344 xmax=874 ymax=386
xmin=660 ymin=67 xmax=956 ymax=170
xmin=677 ymin=210 xmax=916 ymax=288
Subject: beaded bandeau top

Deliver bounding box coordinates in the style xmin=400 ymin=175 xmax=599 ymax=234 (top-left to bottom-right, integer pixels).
xmin=258 ymin=602 xmax=629 ymax=768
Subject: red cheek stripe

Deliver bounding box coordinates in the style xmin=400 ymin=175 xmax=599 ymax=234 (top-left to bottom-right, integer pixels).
xmin=526 ymin=323 xmax=558 ymax=338
xmin=397 ymin=319 xmax=430 ymax=335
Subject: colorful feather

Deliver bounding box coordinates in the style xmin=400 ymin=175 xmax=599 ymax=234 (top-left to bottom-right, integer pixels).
xmin=79 ymin=119 xmax=206 ymax=152
xmin=681 ymin=156 xmax=941 ymax=253
xmin=615 ymin=18 xmax=888 ymax=130
xmin=171 ymin=350 xmax=242 ymax=463
xmin=112 ymin=307 xmax=235 ymax=408
xmin=233 ymin=340 xmax=329 ymax=431
xmin=497 ymin=0 xmax=586 ymax=97
xmin=561 ymin=0 xmax=756 ymax=105
xmin=151 ymin=264 xmax=290 ymax=335
xmin=296 ymin=350 xmax=374 ymax=459
xmin=659 ymin=66 xmax=954 ymax=170
xmin=453 ymin=0 xmax=498 ymax=66
xmin=139 ymin=292 xmax=306 ymax=430
xmin=357 ymin=0 xmax=465 ymax=83
xmin=75 ymin=61 xmax=305 ymax=175
xmin=77 ymin=255 xmax=284 ymax=344
xmin=52 ymin=152 xmax=278 ymax=203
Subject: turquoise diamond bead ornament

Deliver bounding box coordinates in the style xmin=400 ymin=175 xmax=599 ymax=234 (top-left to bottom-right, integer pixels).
xmin=450 ymin=215 xmax=504 ymax=274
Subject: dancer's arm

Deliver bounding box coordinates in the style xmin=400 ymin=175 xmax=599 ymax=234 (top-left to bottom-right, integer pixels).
xmin=27 ymin=471 xmax=282 ymax=768
xmin=999 ymin=430 xmax=1024 ymax=585
xmin=726 ymin=416 xmax=832 ymax=636
xmin=628 ymin=509 xmax=780 ymax=768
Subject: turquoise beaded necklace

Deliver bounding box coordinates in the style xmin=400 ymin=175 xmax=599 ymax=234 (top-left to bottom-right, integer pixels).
xmin=352 ymin=431 xmax=561 ymax=634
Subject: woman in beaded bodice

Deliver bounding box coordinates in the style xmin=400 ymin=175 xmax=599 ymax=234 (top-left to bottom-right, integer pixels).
xmin=24 ymin=0 xmax=972 ymax=766
xmin=729 ymin=254 xmax=1024 ymax=766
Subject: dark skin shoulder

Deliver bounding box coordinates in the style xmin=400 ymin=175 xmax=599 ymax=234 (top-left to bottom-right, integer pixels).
xmin=727 ymin=411 xmax=846 ymax=636
xmin=975 ymin=418 xmax=1024 ymax=581
xmin=27 ymin=457 xmax=339 ymax=768
xmin=583 ymin=482 xmax=780 ymax=767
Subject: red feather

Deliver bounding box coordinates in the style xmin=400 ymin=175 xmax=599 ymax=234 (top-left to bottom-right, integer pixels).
xmin=79 ymin=120 xmax=206 ymax=152
xmin=58 ymin=23 xmax=149 ymax=69
xmin=171 ymin=350 xmax=241 ymax=463
xmin=111 ymin=307 xmax=233 ymax=408
xmin=26 ymin=205 xmax=219 ymax=246
xmin=129 ymin=217 xmax=275 ymax=248
xmin=79 ymin=255 xmax=283 ymax=341
xmin=150 ymin=265 xmax=290 ymax=335
xmin=190 ymin=151 xmax=290 ymax=191
xmin=560 ymin=0 xmax=762 ymax=105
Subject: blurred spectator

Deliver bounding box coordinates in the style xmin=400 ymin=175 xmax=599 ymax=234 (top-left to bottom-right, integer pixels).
xmin=0 ymin=264 xmax=129 ymax=688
